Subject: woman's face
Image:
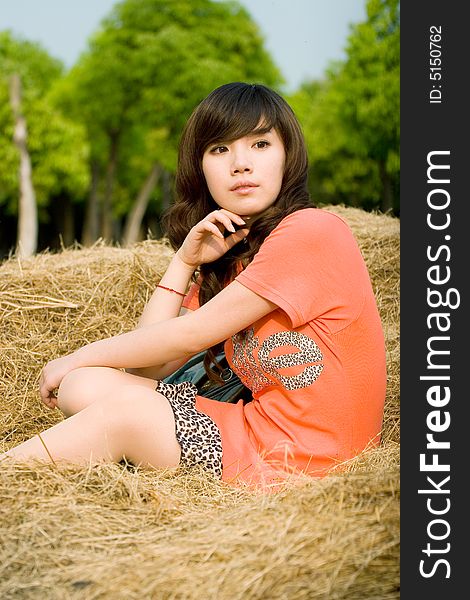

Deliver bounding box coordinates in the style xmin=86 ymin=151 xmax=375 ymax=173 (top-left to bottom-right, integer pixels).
xmin=201 ymin=128 xmax=286 ymax=221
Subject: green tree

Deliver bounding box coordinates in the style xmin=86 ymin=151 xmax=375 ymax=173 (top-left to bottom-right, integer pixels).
xmin=290 ymin=0 xmax=399 ymax=213
xmin=0 ymin=31 xmax=90 ymax=255
xmin=53 ymin=0 xmax=282 ymax=245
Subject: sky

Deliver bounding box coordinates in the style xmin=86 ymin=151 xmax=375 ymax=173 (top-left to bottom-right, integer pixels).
xmin=0 ymin=0 xmax=366 ymax=92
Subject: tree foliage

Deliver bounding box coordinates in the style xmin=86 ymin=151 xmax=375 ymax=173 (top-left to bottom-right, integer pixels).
xmin=0 ymin=31 xmax=89 ymax=249
xmin=52 ymin=0 xmax=282 ymax=243
xmin=289 ymin=0 xmax=399 ymax=213
xmin=1 ymin=0 xmax=400 ymax=255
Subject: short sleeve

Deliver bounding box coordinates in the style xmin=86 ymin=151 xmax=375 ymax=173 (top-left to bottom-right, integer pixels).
xmin=235 ymin=208 xmax=369 ymax=329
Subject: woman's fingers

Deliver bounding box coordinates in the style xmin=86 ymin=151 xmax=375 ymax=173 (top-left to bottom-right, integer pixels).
xmin=205 ymin=209 xmax=246 ymax=233
xmin=38 ymin=362 xmax=61 ymax=407
xmin=179 ymin=209 xmax=249 ymax=267
xmin=38 ymin=374 xmax=47 ymax=402
xmin=39 ymin=384 xmax=51 ymax=406
xmin=205 ymin=211 xmax=234 ymax=232
xmin=39 ymin=378 xmax=52 ymax=405
xmin=217 ymin=209 xmax=247 ymax=226
xmin=42 ymin=395 xmax=56 ymax=409
xmin=40 ymin=383 xmax=59 ymax=409
xmin=198 ymin=212 xmax=249 ymax=251
xmin=199 ymin=221 xmax=225 ymax=239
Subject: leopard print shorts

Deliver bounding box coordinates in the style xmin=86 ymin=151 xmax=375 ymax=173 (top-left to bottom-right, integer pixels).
xmin=156 ymin=380 xmax=223 ymax=479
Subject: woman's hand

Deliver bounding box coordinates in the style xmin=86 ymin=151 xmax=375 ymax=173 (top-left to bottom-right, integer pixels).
xmin=176 ymin=209 xmax=249 ymax=269
xmin=39 ymin=353 xmax=80 ymax=409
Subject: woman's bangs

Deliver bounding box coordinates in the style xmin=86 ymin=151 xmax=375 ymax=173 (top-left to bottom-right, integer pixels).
xmin=200 ymin=91 xmax=279 ymax=151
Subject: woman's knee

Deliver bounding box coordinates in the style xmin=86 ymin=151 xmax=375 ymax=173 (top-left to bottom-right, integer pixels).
xmin=57 ymin=366 xmax=117 ymax=417
xmin=57 ymin=367 xmax=158 ymax=418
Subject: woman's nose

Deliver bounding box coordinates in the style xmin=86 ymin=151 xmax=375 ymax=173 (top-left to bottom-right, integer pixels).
xmin=231 ymin=152 xmax=253 ymax=175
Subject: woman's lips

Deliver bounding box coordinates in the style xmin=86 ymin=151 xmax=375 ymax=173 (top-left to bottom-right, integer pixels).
xmin=230 ymin=184 xmax=259 ymax=194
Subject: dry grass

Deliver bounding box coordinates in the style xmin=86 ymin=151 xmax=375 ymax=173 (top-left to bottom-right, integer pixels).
xmin=0 ymin=205 xmax=400 ymax=599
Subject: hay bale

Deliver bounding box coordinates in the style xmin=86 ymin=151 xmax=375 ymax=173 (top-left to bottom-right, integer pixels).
xmin=0 ymin=206 xmax=400 ymax=598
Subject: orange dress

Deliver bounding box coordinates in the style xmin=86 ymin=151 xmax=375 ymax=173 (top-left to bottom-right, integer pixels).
xmin=184 ymin=208 xmax=386 ymax=487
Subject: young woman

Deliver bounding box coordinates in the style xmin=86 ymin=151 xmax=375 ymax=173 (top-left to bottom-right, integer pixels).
xmin=2 ymin=83 xmax=386 ymax=487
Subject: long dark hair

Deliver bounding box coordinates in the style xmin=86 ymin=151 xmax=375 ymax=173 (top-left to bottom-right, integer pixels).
xmin=163 ymin=82 xmax=313 ymax=379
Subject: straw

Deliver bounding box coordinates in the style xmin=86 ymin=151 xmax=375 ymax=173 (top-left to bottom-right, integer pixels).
xmin=0 ymin=206 xmax=400 ymax=598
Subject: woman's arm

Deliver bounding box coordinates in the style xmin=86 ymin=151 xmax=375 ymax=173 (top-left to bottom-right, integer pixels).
xmin=125 ymin=252 xmax=196 ymax=379
xmin=39 ymin=209 xmax=252 ymax=406
xmin=137 ymin=252 xmax=195 ymax=327
xmin=39 ymin=280 xmax=276 ymax=404
xmin=127 ymin=208 xmax=249 ymax=379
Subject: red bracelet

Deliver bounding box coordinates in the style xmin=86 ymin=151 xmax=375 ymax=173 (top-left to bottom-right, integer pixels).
xmin=156 ymin=284 xmax=186 ymax=298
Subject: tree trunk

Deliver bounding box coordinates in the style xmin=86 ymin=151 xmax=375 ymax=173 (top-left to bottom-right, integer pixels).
xmin=51 ymin=195 xmax=75 ymax=248
xmin=123 ymin=163 xmax=161 ymax=246
xmin=10 ymin=74 xmax=37 ymax=258
xmin=60 ymin=196 xmax=75 ymax=247
xmin=153 ymin=169 xmax=172 ymax=237
xmin=379 ymin=160 xmax=393 ymax=213
xmin=161 ymin=169 xmax=172 ymax=214
xmin=82 ymin=160 xmax=101 ymax=246
xmin=101 ymin=132 xmax=119 ymax=242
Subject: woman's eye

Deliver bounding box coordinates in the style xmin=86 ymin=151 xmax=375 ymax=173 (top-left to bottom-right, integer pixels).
xmin=254 ymin=140 xmax=270 ymax=149
xmin=210 ymin=145 xmax=228 ymax=154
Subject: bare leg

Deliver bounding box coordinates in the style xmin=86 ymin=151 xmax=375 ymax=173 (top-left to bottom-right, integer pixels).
xmin=1 ymin=385 xmax=181 ymax=468
xmin=56 ymin=366 xmax=158 ymax=417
